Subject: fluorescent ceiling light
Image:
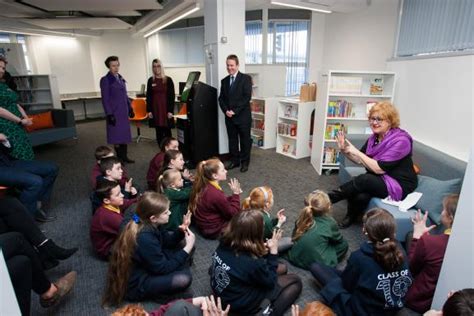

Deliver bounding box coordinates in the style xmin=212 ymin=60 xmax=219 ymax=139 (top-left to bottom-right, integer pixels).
xmin=271 ymin=1 xmax=332 ymax=13
xmin=144 ymin=5 xmax=200 ymax=38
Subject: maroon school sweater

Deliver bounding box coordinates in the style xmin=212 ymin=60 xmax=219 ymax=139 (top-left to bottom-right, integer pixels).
xmin=405 ymin=233 xmax=450 ymax=313
xmin=146 ymin=152 xmax=165 ymax=190
xmin=89 ymin=199 xmax=136 ymax=258
xmin=193 ymin=183 xmax=240 ymax=239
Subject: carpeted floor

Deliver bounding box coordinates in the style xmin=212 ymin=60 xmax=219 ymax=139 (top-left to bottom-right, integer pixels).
xmin=30 ymin=119 xmax=366 ymax=315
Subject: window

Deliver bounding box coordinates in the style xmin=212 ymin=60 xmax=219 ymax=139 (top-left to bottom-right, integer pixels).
xmin=0 ymin=33 xmax=10 ymax=43
xmin=0 ymin=33 xmax=32 ymax=74
xmin=396 ymin=0 xmax=474 ymax=57
xmin=245 ymin=21 xmax=263 ymax=64
xmin=268 ymin=21 xmax=310 ymax=95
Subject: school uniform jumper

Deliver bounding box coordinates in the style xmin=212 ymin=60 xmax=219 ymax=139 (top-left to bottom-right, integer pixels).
xmin=210 ymin=243 xmax=279 ymax=314
xmin=193 ymin=183 xmax=240 ymax=239
xmin=163 ymin=186 xmax=192 ymax=230
xmin=405 ymin=233 xmax=450 ymax=313
xmin=286 ymin=215 xmax=348 ymax=269
xmin=126 ymin=225 xmax=190 ymax=301
xmin=262 ymin=211 xmax=279 ymax=240
xmin=146 ymin=152 xmax=165 ymax=190
xmin=321 ymin=242 xmax=412 ymax=316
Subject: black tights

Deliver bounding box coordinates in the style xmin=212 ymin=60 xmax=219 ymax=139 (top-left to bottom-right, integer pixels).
xmin=1 ymin=232 xmax=51 ymax=315
xmin=270 ymin=274 xmax=303 ymax=316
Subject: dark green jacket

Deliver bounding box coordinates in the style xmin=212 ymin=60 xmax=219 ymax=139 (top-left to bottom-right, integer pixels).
xmin=163 ymin=186 xmax=191 ymax=230
xmin=262 ymin=211 xmax=279 ymax=240
xmin=286 ymin=215 xmax=348 ymax=269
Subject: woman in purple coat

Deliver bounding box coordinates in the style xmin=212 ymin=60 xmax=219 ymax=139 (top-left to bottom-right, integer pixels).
xmin=100 ymin=56 xmax=135 ymax=163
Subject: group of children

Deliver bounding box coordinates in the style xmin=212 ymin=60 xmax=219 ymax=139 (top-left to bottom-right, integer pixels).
xmin=86 ymin=137 xmax=462 ymax=316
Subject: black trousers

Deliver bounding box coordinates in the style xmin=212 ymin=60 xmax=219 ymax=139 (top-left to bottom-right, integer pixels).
xmin=154 ymin=126 xmax=172 ymax=146
xmin=336 ymin=173 xmax=389 ymax=216
xmin=1 ymin=232 xmax=51 ymax=316
xmin=0 ymin=197 xmax=46 ymax=247
xmin=225 ymin=118 xmax=251 ymax=165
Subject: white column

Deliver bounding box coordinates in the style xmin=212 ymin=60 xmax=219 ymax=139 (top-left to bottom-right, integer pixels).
xmin=204 ymin=0 xmax=246 ymax=154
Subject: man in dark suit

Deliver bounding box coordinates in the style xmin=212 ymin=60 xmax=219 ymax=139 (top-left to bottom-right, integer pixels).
xmin=218 ymin=54 xmax=253 ymax=173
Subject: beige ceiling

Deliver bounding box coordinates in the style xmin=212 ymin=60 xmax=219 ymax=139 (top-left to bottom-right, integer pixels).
xmin=22 ymin=0 xmax=162 ymax=11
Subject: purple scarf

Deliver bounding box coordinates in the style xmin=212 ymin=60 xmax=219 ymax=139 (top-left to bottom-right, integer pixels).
xmin=365 ymin=128 xmax=413 ymax=201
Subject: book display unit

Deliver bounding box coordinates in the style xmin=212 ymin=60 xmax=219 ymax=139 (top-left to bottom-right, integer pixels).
xmin=250 ymin=97 xmax=278 ymax=149
xmin=311 ymin=70 xmax=395 ymax=175
xmin=12 ymin=75 xmax=61 ymax=111
xmin=276 ymin=98 xmax=315 ymax=159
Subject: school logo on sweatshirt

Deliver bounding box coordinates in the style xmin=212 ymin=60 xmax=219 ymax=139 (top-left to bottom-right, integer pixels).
xmin=211 ymin=252 xmax=231 ymax=293
xmin=376 ymin=269 xmax=412 ymax=308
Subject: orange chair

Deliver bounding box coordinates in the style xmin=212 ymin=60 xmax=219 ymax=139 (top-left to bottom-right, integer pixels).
xmin=129 ymin=98 xmax=152 ymax=143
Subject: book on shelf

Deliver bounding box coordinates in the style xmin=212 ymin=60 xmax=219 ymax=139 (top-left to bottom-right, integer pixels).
xmin=325 ymin=123 xmax=347 ymax=140
xmin=329 ymin=76 xmax=363 ymax=94
xmin=323 ymin=147 xmax=341 ymax=164
xmin=281 ymin=142 xmax=296 ymax=155
xmin=251 ymin=119 xmax=265 ymax=130
xmin=251 ymin=134 xmax=264 ymax=147
xmin=283 ymin=104 xmax=298 ymax=119
xmin=370 ymin=77 xmax=384 ymax=95
xmin=278 ymin=122 xmax=297 ymax=137
xmin=366 ymin=101 xmax=377 ymax=114
xmin=327 ymin=100 xmax=353 ymax=118
xmin=251 ymin=100 xmax=265 ymax=113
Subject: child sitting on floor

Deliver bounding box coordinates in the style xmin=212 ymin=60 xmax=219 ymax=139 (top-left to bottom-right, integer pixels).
xmin=242 ymin=186 xmax=293 ymax=252
xmin=189 ymin=158 xmax=242 ymax=239
xmin=210 ymin=210 xmax=302 ymax=315
xmin=286 ymin=190 xmax=348 ymax=270
xmin=146 ymin=137 xmax=179 ymax=191
xmin=158 ymin=169 xmax=192 ymax=230
xmin=159 ymin=149 xmax=193 ymax=188
xmin=311 ymin=208 xmax=412 ymax=316
xmin=102 ymin=192 xmax=195 ymax=305
xmin=90 ymin=179 xmax=136 ymax=259
xmin=100 ymin=156 xmax=138 ymax=198
xmin=90 ymin=145 xmax=129 ymax=189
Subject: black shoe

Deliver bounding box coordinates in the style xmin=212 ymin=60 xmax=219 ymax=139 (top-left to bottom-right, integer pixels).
xmin=39 ymin=240 xmax=78 ymax=261
xmin=240 ymin=164 xmax=249 ymax=172
xmin=35 ymin=209 xmax=57 ymax=223
xmin=225 ymin=161 xmax=240 ymax=170
xmin=338 ymin=215 xmax=355 ymax=229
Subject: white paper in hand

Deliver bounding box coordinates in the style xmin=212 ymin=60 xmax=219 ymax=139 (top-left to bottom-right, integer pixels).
xmin=382 ymin=192 xmax=423 ymax=212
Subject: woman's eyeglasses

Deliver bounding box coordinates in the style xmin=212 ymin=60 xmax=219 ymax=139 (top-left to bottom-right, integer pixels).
xmin=368 ymin=117 xmax=384 ymax=124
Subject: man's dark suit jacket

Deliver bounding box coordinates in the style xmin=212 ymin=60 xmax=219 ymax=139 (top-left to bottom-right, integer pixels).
xmin=218 ymin=72 xmax=253 ymax=124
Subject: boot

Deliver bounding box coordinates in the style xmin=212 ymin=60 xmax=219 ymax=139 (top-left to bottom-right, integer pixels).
xmin=120 ymin=144 xmax=135 ymax=164
xmin=338 ymin=197 xmax=360 ymax=229
xmin=38 ymin=239 xmax=78 ymax=261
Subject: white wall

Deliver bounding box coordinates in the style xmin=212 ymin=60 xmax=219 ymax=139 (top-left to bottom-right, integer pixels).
xmin=387 ymin=55 xmax=473 ymax=162
xmin=28 ymin=31 xmax=147 ymax=94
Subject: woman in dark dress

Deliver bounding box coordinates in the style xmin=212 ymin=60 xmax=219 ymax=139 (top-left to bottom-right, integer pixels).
xmin=146 ymin=58 xmax=175 ymax=146
xmin=330 ymin=101 xmax=417 ymax=228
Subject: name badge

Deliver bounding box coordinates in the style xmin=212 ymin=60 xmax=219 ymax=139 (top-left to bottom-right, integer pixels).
xmin=152 ymin=83 xmax=157 ymax=87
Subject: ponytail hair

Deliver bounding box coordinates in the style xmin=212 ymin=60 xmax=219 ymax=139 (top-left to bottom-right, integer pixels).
xmin=293 ymin=190 xmax=331 ymax=241
xmin=242 ymin=186 xmax=273 ymax=211
xmin=189 ymin=158 xmax=222 ymax=212
xmin=363 ymin=208 xmax=404 ymax=272
xmin=159 ymin=149 xmax=183 ymax=175
xmin=157 ymin=169 xmax=181 ymax=193
xmin=102 ymin=192 xmax=170 ymax=306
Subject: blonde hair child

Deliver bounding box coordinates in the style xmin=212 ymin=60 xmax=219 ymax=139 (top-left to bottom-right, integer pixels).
xmin=285 ymin=190 xmax=348 ymax=269
xmin=102 ymin=192 xmax=194 ymax=306
xmin=157 ymin=169 xmax=192 ymax=230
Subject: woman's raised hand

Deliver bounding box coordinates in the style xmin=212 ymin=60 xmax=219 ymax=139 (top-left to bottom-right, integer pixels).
xmin=335 ymin=131 xmax=347 ymax=152
xmin=228 ymin=178 xmax=242 ymax=195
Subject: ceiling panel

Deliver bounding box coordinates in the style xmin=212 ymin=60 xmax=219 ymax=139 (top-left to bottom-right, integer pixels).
xmin=84 ymin=10 xmax=142 ymax=17
xmin=23 ymin=18 xmax=132 ymax=30
xmin=0 ymin=1 xmax=52 ymax=18
xmin=22 ymin=0 xmax=162 ymax=11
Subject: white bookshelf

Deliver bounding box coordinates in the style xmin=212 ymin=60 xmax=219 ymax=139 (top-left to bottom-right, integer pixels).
xmin=251 ymin=97 xmax=278 ymax=149
xmin=311 ymin=70 xmax=396 ymax=175
xmin=276 ymin=98 xmax=315 ymax=159
xmin=12 ymin=75 xmax=61 ymax=111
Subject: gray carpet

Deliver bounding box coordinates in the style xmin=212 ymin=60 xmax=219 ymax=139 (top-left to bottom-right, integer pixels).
xmin=30 ymin=120 xmax=366 ymax=315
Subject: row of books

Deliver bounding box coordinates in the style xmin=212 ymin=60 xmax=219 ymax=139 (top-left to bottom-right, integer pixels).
xmin=327 ymin=100 xmax=353 ymax=118
xmin=251 ymin=134 xmax=264 ymax=147
xmin=251 ymin=101 xmax=265 ymax=113
xmin=17 ymin=91 xmax=35 ymax=103
xmin=323 ymin=147 xmax=341 ymax=164
xmin=251 ymin=119 xmax=264 ymax=130
xmin=325 ymin=123 xmax=347 ymax=140
xmin=278 ymin=122 xmax=297 ymax=137
xmin=329 ymin=76 xmax=385 ymax=95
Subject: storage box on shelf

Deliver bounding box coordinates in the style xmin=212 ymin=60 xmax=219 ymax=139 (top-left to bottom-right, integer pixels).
xmin=311 ymin=71 xmax=395 ymax=175
xmin=250 ymin=97 xmax=278 ymax=149
xmin=13 ymin=75 xmax=61 ymax=112
xmin=276 ymin=98 xmax=315 ymax=159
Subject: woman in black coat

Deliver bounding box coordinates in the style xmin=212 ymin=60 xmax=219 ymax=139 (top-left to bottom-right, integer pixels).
xmin=146 ymin=58 xmax=175 ymax=146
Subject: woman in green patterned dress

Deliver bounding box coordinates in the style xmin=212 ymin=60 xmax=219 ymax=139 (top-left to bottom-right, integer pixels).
xmin=0 ymin=56 xmax=34 ymax=160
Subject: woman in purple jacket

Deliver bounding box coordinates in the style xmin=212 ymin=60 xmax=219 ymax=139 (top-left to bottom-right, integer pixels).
xmin=100 ymin=56 xmax=134 ymax=163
